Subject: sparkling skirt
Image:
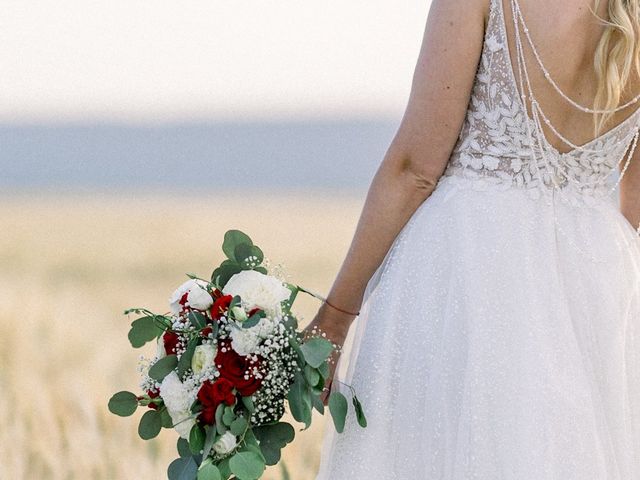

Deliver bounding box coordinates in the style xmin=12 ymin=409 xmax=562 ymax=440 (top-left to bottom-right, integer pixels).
xmin=314 ymin=174 xmax=640 ymax=480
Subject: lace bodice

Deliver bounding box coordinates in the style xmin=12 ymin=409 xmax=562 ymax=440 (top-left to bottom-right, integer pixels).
xmin=441 ymin=0 xmax=640 ymax=204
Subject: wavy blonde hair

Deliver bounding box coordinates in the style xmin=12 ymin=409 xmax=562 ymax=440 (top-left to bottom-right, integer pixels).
xmin=590 ymin=0 xmax=640 ymax=135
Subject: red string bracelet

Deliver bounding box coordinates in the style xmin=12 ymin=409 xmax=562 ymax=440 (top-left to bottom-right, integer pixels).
xmin=324 ymin=298 xmax=360 ymax=316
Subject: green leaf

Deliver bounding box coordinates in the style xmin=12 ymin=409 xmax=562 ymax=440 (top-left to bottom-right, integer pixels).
xmin=178 ymin=339 xmax=198 ymax=377
xmin=228 ymin=451 xmax=265 ymax=480
xmin=252 ymin=422 xmax=295 ymax=466
xmin=138 ymin=410 xmax=162 ymax=440
xmin=317 ymin=360 xmax=330 ymax=379
xmin=303 ymin=364 xmax=320 ymax=386
xmin=217 ymin=457 xmax=232 ymax=479
xmin=188 ymin=311 xmax=207 ymax=329
xmin=222 ymin=230 xmax=254 ymax=261
xmin=215 ymin=403 xmax=227 ymax=435
xmin=352 ymin=395 xmax=368 ymax=428
xmin=235 ymin=244 xmax=264 ymax=269
xmin=230 ymin=415 xmax=248 ymax=436
xmin=241 ymin=395 xmax=255 ymax=413
xmin=168 ymin=456 xmax=198 ymax=480
xmin=197 ymin=462 xmax=222 ymax=480
xmin=211 ymin=263 xmax=242 ymax=289
xmin=202 ymin=425 xmax=217 ymax=461
xmin=311 ymin=392 xmax=325 ymax=414
xmin=108 ymin=391 xmax=139 ymax=417
xmin=242 ymin=309 xmax=265 ymax=329
xmin=328 ymin=391 xmax=348 ymax=433
xmin=148 ymin=355 xmax=178 ymax=382
xmin=300 ymin=337 xmax=334 ymax=368
xmin=160 ymin=407 xmax=174 ymax=428
xmin=128 ymin=316 xmax=164 ymax=348
xmin=287 ymin=371 xmax=312 ymax=427
xmin=222 ymin=405 xmax=236 ymax=426
xmin=253 ymin=266 xmax=267 ymax=274
xmin=177 ymin=437 xmax=191 ymax=458
xmin=189 ymin=424 xmax=206 ymax=455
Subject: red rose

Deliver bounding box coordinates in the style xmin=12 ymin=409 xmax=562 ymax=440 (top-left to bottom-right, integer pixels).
xmin=215 ymin=340 xmax=263 ymax=396
xmin=210 ymin=294 xmax=233 ymax=320
xmin=163 ymin=331 xmax=180 ymax=355
xmin=146 ymin=389 xmax=160 ymax=410
xmin=200 ymin=326 xmax=213 ymax=337
xmin=197 ymin=378 xmax=236 ymax=425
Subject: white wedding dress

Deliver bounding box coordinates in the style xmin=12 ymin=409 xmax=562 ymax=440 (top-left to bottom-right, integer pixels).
xmin=314 ymin=0 xmax=640 ymax=478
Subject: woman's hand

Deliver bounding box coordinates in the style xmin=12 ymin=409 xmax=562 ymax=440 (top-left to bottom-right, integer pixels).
xmin=301 ymin=301 xmax=356 ymax=405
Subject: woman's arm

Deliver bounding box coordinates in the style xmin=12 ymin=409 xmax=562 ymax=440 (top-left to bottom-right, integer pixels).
xmin=306 ymin=0 xmax=489 ymax=352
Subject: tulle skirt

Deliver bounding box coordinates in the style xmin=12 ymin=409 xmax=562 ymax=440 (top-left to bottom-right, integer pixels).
xmin=314 ymin=175 xmax=640 ymax=480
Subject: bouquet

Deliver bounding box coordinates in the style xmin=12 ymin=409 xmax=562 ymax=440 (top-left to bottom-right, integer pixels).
xmin=108 ymin=229 xmax=367 ymax=480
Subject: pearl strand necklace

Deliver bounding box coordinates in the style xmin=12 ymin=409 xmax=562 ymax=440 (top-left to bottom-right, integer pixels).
xmin=511 ymin=0 xmax=640 ymax=114
xmin=508 ymin=0 xmax=640 ymax=261
xmin=509 ymin=0 xmax=640 ymax=196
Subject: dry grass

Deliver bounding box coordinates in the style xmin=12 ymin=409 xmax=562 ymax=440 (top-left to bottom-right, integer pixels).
xmin=0 ymin=190 xmax=364 ymax=480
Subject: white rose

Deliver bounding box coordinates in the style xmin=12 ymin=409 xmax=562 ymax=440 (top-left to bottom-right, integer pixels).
xmin=253 ymin=317 xmax=276 ymax=339
xmin=187 ymin=285 xmax=213 ymax=311
xmin=191 ymin=344 xmax=217 ymax=375
xmin=169 ymin=279 xmax=210 ymax=315
xmin=212 ymin=431 xmax=237 ymax=455
xmin=230 ymin=327 xmax=261 ymax=356
xmin=223 ymin=270 xmax=291 ymax=318
xmin=160 ymin=372 xmax=196 ymax=439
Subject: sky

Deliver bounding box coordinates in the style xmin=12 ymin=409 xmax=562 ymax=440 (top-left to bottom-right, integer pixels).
xmin=0 ymin=0 xmax=432 ymax=124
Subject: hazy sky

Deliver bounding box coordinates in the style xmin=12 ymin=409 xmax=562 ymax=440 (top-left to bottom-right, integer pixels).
xmin=0 ymin=1 xmax=431 ymax=123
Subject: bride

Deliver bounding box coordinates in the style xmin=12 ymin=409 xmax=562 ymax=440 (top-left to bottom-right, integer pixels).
xmin=304 ymin=0 xmax=640 ymax=478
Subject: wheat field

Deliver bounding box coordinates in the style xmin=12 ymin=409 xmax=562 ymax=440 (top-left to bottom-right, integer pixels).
xmin=0 ymin=190 xmax=364 ymax=480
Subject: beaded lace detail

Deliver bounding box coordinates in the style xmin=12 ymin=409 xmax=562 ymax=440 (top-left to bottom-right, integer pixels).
xmin=441 ymin=0 xmax=640 ymax=205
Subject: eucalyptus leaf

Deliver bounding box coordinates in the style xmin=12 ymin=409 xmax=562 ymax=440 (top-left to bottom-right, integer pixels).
xmin=311 ymin=393 xmax=325 ymax=415
xmin=352 ymin=395 xmax=368 ymax=428
xmin=241 ymin=395 xmax=255 ymax=413
xmin=128 ymin=316 xmax=164 ymax=348
xmin=215 ymin=403 xmax=227 ymax=435
xmin=328 ymin=391 xmax=348 ymax=433
xmin=252 ymin=422 xmax=295 ymax=466
xmin=138 ymin=410 xmax=163 ymax=440
xmin=188 ymin=311 xmax=207 ymax=329
xmin=228 ymin=451 xmax=265 ymax=480
xmin=317 ymin=361 xmax=330 ymax=379
xmin=197 ymin=463 xmax=222 ymax=480
xmin=189 ymin=424 xmax=206 ymax=455
xmin=300 ymin=337 xmax=334 ymax=368
xmin=222 ymin=230 xmax=254 ymax=261
xmin=303 ymin=364 xmax=320 ymax=386
xmin=222 ymin=405 xmax=236 ymax=426
xmin=178 ymin=339 xmax=198 ymax=377
xmin=167 ymin=456 xmax=198 ymax=480
xmin=148 ymin=355 xmax=178 ymax=382
xmin=230 ymin=415 xmax=248 ymax=436
xmin=177 ymin=437 xmax=191 ymax=458
xmin=160 ymin=407 xmax=174 ymax=428
xmin=108 ymin=391 xmax=139 ymax=417
xmin=287 ymin=371 xmax=312 ymax=427
xmin=202 ymin=425 xmax=217 ymax=461
xmin=242 ymin=310 xmax=264 ymax=329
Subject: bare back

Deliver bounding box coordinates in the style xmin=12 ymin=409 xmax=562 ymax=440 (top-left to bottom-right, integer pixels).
xmin=502 ymin=0 xmax=640 ymax=153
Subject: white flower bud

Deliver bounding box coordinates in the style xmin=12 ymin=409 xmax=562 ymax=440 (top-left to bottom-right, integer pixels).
xmin=212 ymin=431 xmax=237 ymax=455
xmin=191 ymin=344 xmax=217 ymax=375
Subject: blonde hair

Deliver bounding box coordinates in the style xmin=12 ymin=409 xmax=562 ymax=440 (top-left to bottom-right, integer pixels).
xmin=590 ymin=0 xmax=640 ymax=135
